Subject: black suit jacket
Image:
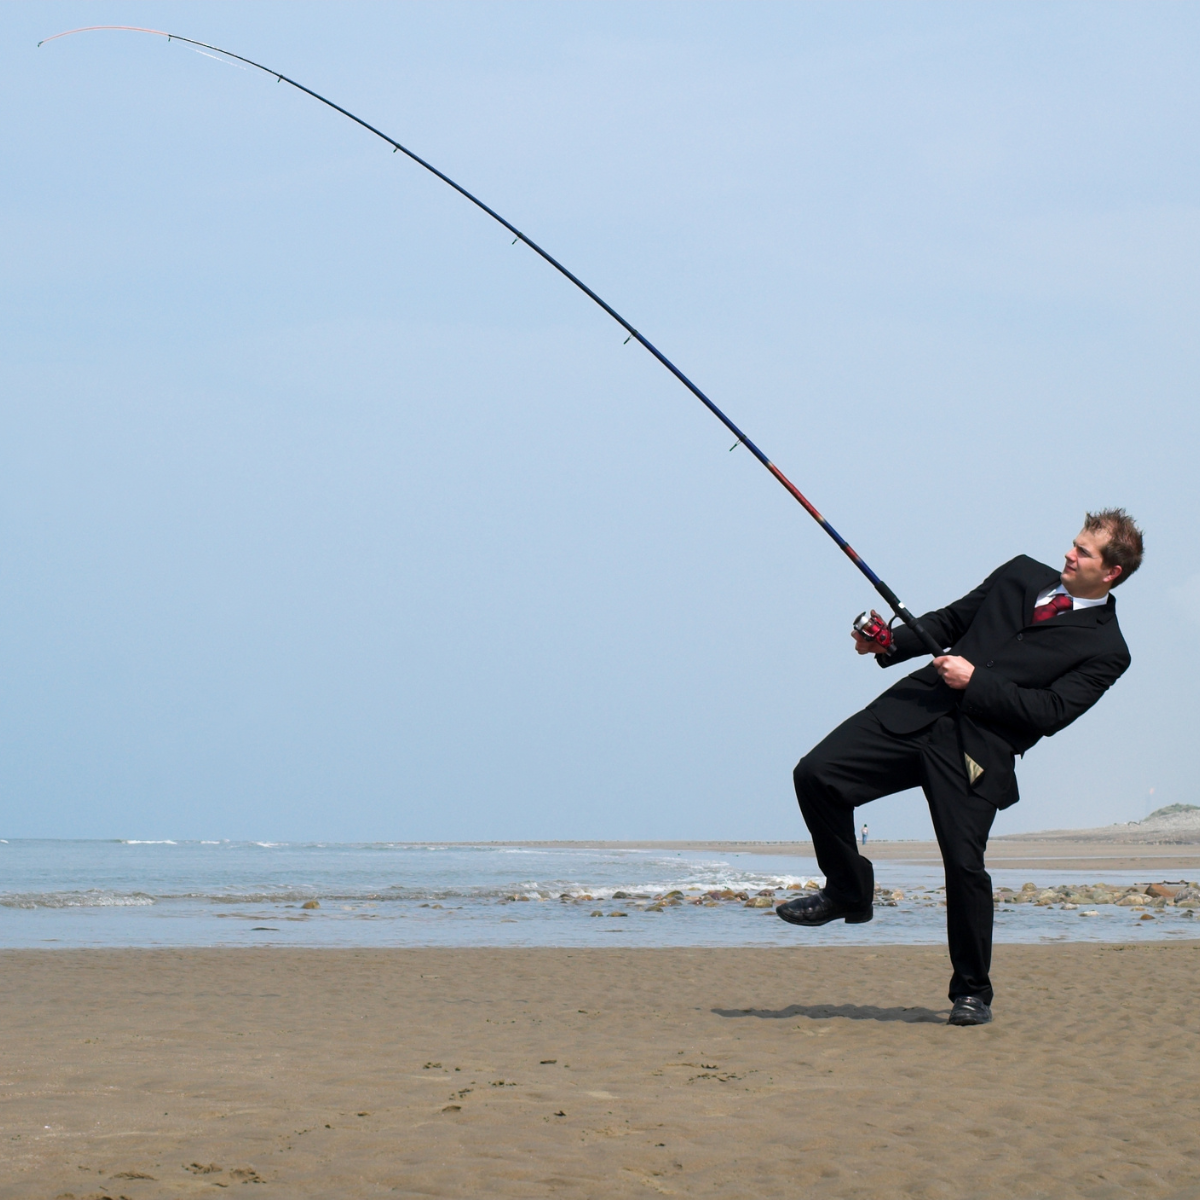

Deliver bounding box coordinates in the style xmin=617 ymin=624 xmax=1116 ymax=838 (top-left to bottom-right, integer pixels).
xmin=867 ymin=555 xmax=1131 ymax=808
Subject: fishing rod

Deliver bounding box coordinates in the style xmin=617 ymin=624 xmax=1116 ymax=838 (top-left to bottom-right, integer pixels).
xmin=39 ymin=24 xmax=944 ymax=659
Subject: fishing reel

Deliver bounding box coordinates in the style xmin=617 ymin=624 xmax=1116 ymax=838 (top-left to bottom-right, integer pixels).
xmin=853 ymin=609 xmax=896 ymax=653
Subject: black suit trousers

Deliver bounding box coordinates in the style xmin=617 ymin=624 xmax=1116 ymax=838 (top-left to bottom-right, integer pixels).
xmin=793 ymin=710 xmax=998 ymax=1005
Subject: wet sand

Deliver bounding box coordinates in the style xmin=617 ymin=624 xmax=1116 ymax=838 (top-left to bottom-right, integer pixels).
xmin=3 ymin=944 xmax=1199 ymax=1199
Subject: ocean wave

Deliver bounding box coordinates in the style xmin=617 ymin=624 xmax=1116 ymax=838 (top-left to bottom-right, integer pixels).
xmin=0 ymin=875 xmax=821 ymax=910
xmin=120 ymin=840 xmax=178 ymax=845
xmin=0 ymin=890 xmax=156 ymax=910
xmin=154 ymin=875 xmax=819 ymax=905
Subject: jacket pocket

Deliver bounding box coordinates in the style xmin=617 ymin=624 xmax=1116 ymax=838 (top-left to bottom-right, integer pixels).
xmin=959 ymin=716 xmax=1019 ymax=809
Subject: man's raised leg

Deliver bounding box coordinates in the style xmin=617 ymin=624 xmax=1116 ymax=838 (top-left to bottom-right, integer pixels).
xmin=784 ymin=710 xmax=920 ymax=923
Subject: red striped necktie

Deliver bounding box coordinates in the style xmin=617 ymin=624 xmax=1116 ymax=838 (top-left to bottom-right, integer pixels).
xmin=1032 ymin=592 xmax=1073 ymax=622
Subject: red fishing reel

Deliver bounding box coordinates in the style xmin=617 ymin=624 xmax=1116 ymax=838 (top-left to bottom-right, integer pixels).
xmin=853 ymin=609 xmax=896 ymax=652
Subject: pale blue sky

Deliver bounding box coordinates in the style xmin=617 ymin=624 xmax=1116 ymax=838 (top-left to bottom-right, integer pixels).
xmin=2 ymin=2 xmax=1195 ymax=840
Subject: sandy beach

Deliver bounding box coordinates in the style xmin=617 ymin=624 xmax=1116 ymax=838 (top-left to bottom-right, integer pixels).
xmin=3 ymin=942 xmax=1199 ymax=1199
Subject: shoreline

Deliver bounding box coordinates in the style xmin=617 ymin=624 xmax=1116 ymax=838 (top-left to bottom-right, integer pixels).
xmin=8 ymin=839 xmax=1199 ymax=953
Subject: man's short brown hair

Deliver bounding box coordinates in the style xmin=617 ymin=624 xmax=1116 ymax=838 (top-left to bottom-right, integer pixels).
xmin=1083 ymin=508 xmax=1143 ymax=586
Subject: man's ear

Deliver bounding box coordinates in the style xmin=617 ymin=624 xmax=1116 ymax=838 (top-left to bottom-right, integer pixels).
xmin=1103 ymin=562 xmax=1123 ymax=586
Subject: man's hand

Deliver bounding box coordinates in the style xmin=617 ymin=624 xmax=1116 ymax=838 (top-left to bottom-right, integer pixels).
xmin=933 ymin=655 xmax=975 ymax=689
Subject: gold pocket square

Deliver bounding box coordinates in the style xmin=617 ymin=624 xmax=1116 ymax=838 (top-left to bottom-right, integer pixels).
xmin=964 ymin=754 xmax=985 ymax=785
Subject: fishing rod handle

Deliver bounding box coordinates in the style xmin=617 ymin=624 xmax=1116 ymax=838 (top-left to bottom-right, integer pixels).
xmin=872 ymin=585 xmax=944 ymax=658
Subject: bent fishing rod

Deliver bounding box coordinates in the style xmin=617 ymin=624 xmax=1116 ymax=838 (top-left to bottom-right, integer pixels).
xmin=40 ymin=24 xmax=944 ymax=659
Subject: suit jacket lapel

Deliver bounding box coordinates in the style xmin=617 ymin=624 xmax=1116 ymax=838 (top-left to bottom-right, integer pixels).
xmin=1038 ymin=605 xmax=1103 ymax=630
xmin=1023 ymin=569 xmax=1062 ymax=627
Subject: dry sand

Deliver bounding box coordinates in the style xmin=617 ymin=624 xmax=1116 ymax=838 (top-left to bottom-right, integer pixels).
xmin=3 ymin=944 xmax=1199 ymax=1199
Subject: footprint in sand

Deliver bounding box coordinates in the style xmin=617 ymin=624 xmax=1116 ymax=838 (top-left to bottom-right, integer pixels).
xmin=57 ymin=1194 xmax=135 ymax=1200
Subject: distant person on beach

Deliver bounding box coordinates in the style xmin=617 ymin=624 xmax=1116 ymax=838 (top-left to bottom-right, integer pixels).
xmin=777 ymin=510 xmax=1142 ymax=1027
xmin=860 ymin=823 xmax=868 ymax=847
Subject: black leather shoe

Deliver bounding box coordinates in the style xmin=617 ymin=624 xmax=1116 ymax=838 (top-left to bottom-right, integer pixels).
xmin=947 ymin=996 xmax=993 ymax=1026
xmin=775 ymin=889 xmax=873 ymax=927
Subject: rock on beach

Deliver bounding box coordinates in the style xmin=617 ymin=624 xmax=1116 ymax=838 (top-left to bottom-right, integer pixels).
xmin=993 ymin=881 xmax=1200 ymax=910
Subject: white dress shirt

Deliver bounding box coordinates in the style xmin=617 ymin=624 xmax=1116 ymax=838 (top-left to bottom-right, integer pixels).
xmin=1034 ymin=583 xmax=1109 ymax=612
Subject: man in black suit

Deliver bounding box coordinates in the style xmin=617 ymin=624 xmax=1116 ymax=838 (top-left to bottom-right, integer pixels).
xmin=777 ymin=509 xmax=1143 ymax=1026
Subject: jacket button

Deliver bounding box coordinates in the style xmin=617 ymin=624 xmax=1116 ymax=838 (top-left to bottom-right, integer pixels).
xmin=986 ymin=660 xmax=994 ymax=667
xmin=1017 ymin=633 xmax=1023 ymax=641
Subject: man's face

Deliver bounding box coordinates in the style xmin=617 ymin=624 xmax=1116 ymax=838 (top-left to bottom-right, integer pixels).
xmin=1062 ymin=527 xmax=1121 ymax=598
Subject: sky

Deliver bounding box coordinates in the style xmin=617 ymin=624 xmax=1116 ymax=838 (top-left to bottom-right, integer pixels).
xmin=1 ymin=1 xmax=1196 ymax=841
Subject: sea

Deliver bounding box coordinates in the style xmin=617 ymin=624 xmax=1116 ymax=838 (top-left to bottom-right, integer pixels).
xmin=0 ymin=839 xmax=1195 ymax=949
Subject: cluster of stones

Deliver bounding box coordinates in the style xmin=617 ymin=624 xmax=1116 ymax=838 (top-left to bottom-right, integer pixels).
xmin=994 ymin=880 xmax=1200 ymax=918
xmin=535 ymin=881 xmax=823 ymax=916
xmin=505 ymin=879 xmax=1200 ymax=921
xmin=736 ymin=885 xmax=807 ymax=909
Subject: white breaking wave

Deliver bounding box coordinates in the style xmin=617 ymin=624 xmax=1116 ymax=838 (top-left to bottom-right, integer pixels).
xmin=1 ymin=891 xmax=156 ymax=910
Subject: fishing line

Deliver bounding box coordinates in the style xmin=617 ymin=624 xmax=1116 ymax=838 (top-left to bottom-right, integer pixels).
xmin=39 ymin=24 xmax=944 ymax=657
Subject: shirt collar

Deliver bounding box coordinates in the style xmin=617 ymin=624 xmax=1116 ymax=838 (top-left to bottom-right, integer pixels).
xmin=1036 ymin=582 xmax=1109 ymax=612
